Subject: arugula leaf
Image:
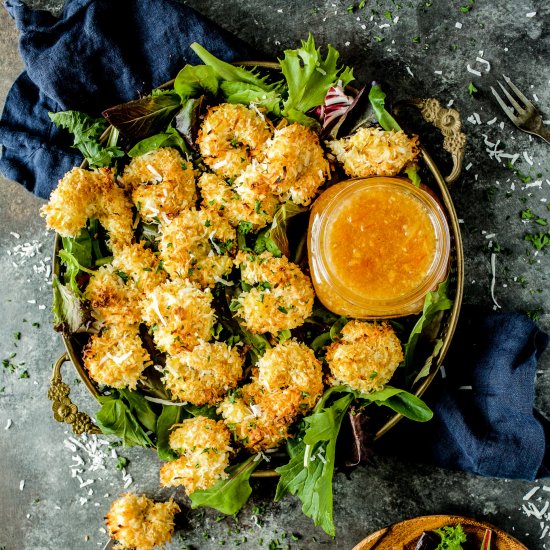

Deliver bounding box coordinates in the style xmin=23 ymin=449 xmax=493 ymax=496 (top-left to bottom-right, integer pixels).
xmin=404 ymin=278 xmax=453 ymax=368
xmin=190 ymin=455 xmax=261 ymax=515
xmin=62 ymin=229 xmax=93 ymax=269
xmin=102 ymin=91 xmax=182 ymax=142
xmin=58 ymin=249 xmax=94 ymax=294
xmin=49 ymin=111 xmax=124 ymax=168
xmin=374 ymin=391 xmax=433 ymax=422
xmin=191 ymin=43 xmax=277 ymax=92
xmin=275 ymin=393 xmax=354 ymax=537
xmin=280 ymin=34 xmax=354 ymax=123
xmin=413 ymin=338 xmax=444 ymax=384
xmin=156 ymin=405 xmax=183 ymax=461
xmin=128 ymin=126 xmax=189 ymax=157
xmin=433 ymin=524 xmax=467 ymax=549
xmin=367 ymin=83 xmax=401 ymax=131
xmin=174 ymin=64 xmax=219 ymax=99
xmin=96 ymin=390 xmax=155 ymax=448
xmin=51 ymin=276 xmax=92 ymax=334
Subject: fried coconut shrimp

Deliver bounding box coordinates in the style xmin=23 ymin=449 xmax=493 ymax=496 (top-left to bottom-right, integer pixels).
xmin=159 ymin=417 xmax=232 ymax=494
xmin=163 ymin=341 xmax=244 ymax=406
xmin=112 ymin=242 xmax=168 ymax=296
xmin=245 ymin=123 xmax=330 ymax=206
xmin=198 ymin=172 xmax=278 ymax=230
xmin=235 ymin=251 xmax=314 ymax=334
xmin=196 ymin=103 xmax=273 ymax=179
xmin=83 ymin=324 xmax=150 ymax=389
xmin=326 ymin=320 xmax=404 ymax=393
xmin=141 ymin=279 xmax=215 ymax=355
xmin=121 ymin=148 xmax=197 ymax=222
xmin=41 ymin=167 xmax=133 ymax=251
xmin=84 ymin=265 xmax=142 ymax=327
xmin=256 ymin=340 xmax=324 ymax=411
xmin=328 ymin=126 xmax=419 ymax=178
xmin=105 ymin=492 xmax=179 ymax=550
xmin=219 ymin=341 xmax=323 ymax=451
xmin=159 ymin=208 xmax=236 ymax=288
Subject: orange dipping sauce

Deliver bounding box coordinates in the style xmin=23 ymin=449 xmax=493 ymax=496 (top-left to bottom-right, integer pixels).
xmin=326 ymin=185 xmax=437 ymax=300
xmin=308 ymin=177 xmax=450 ymax=318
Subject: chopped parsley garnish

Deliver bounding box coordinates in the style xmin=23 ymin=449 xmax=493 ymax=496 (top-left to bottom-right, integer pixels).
xmin=468 ymin=81 xmax=478 ymax=95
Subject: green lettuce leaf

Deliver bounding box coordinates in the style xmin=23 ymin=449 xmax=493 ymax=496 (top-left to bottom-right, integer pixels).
xmin=190 ymin=455 xmax=261 ymax=515
xmin=275 ymin=393 xmax=354 ymax=537
xmin=280 ymin=34 xmax=354 ymax=123
xmin=404 ymin=278 xmax=453 ymax=368
xmin=174 ymin=64 xmax=219 ymax=99
xmin=61 ymin=229 xmax=93 ymax=269
xmin=267 ymin=202 xmax=308 ymax=258
xmin=96 ymin=389 xmax=157 ymax=448
xmin=128 ymin=126 xmax=189 ymax=157
xmin=220 ymin=81 xmax=282 ymax=115
xmin=190 ymin=43 xmax=278 ymax=92
xmin=156 ymin=405 xmax=183 ymax=461
xmin=51 ymin=276 xmax=92 ymax=334
xmin=434 ymin=524 xmax=467 ymax=549
xmin=49 ymin=111 xmax=124 ymax=168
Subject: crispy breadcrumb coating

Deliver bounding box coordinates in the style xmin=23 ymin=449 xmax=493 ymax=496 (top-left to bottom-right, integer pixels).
xmin=141 ymin=280 xmax=215 ymax=355
xmin=158 ymin=208 xmax=236 ymax=288
xmin=198 ymin=172 xmax=278 ymax=230
xmin=235 ymin=251 xmax=314 ymax=334
xmin=40 ymin=167 xmax=133 ymax=252
xmin=84 ymin=265 xmax=142 ymax=327
xmin=112 ymin=242 xmax=168 ymax=296
xmin=218 ymin=382 xmax=299 ymax=452
xmin=197 ymin=103 xmax=273 ymax=178
xmin=159 ymin=417 xmax=232 ymax=494
xmin=259 ymin=123 xmax=330 ymax=205
xmin=325 ymin=320 xmax=404 ymax=393
xmin=82 ymin=324 xmax=150 ymax=389
xmin=328 ymin=127 xmax=419 ymax=178
xmin=105 ymin=492 xmax=179 ymax=550
xmin=256 ymin=340 xmax=323 ymax=411
xmin=163 ymin=341 xmax=244 ymax=405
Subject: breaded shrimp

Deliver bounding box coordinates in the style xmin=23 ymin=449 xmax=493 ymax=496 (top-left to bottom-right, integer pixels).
xmin=328 ymin=126 xmax=419 ymax=178
xmin=84 ymin=264 xmax=142 ymax=327
xmin=251 ymin=123 xmax=330 ymax=205
xmin=82 ymin=324 xmax=151 ymax=389
xmin=158 ymin=208 xmax=236 ymax=288
xmin=40 ymin=167 xmax=133 ymax=252
xmin=198 ymin=172 xmax=278 ymax=230
xmin=255 ymin=340 xmax=324 ymax=412
xmin=163 ymin=341 xmax=244 ymax=406
xmin=196 ymin=103 xmax=273 ymax=178
xmin=234 ymin=251 xmax=314 ymax=334
xmin=112 ymin=242 xmax=167 ymax=296
xmin=325 ymin=320 xmax=404 ymax=393
xmin=159 ymin=417 xmax=232 ymax=494
xmin=218 ymin=382 xmax=299 ymax=452
xmin=105 ymin=493 xmax=179 ymax=550
xmin=141 ymin=279 xmax=216 ymax=355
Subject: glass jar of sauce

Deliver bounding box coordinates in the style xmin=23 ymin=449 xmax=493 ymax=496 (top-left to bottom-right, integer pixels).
xmin=308 ymin=176 xmax=450 ymax=318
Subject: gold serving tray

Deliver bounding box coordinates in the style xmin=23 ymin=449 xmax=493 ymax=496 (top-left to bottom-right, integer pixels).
xmin=48 ymin=63 xmax=466 ymax=476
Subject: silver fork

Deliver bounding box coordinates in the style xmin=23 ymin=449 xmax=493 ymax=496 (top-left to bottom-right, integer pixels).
xmin=490 ymin=75 xmax=550 ymax=145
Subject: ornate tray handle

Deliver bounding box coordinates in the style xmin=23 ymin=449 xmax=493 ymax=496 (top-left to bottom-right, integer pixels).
xmin=397 ymin=97 xmax=466 ymax=185
xmin=48 ymin=353 xmax=100 ymax=436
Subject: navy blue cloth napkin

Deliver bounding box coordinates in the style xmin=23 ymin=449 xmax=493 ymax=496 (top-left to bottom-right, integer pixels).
xmin=0 ymin=0 xmax=255 ymax=198
xmin=1 ymin=0 xmax=549 ymax=480
xmin=381 ymin=306 xmax=549 ymax=480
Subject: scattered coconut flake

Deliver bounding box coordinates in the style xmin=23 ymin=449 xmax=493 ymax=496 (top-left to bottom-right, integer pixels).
xmin=458 ymin=386 xmax=473 ymax=390
xmin=447 ymin=99 xmax=454 ymax=108
xmin=5 ymin=419 xmax=12 ymax=430
xmin=465 ymin=163 xmax=473 ymax=171
xmin=490 ymin=253 xmax=501 ymax=309
xmin=485 ymin=233 xmax=496 ymax=239
xmin=213 ymin=276 xmax=234 ymax=286
xmin=473 ymin=112 xmax=482 ymax=124
xmin=523 ymin=151 xmax=534 ymax=165
xmin=533 ymin=93 xmax=539 ymax=102
xmin=524 ymin=487 xmax=540 ymax=501
xmin=20 ymin=480 xmax=25 ymax=491
xmin=486 ymin=117 xmax=497 ymax=125
xmin=476 ymin=56 xmax=491 ymax=72
xmin=525 ymin=181 xmax=543 ymax=189
xmin=10 ymin=232 xmax=20 ymax=239
xmin=455 ymin=22 xmax=462 ymax=29
xmin=440 ymin=365 xmax=447 ymax=379
xmin=467 ymin=64 xmax=482 ymax=77
xmin=526 ymin=11 xmax=536 ymax=17
xmin=406 ymin=66 xmax=414 ymax=77
xmin=434 ymin=70 xmax=443 ymax=75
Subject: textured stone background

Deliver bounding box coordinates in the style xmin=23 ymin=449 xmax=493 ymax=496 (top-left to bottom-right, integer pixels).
xmin=0 ymin=1 xmax=549 ymax=549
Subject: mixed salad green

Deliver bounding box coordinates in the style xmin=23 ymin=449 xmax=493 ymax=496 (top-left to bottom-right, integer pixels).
xmin=50 ymin=35 xmax=454 ymax=537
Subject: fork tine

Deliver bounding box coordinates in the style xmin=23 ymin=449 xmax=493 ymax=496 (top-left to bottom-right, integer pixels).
xmin=502 ymin=75 xmax=535 ymax=110
xmin=497 ymin=81 xmax=525 ymax=114
xmin=491 ymin=86 xmax=520 ymax=123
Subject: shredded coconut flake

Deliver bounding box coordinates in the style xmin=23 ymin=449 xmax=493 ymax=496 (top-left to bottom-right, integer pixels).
xmin=5 ymin=419 xmax=12 ymax=430
xmin=466 ymin=64 xmax=482 ymax=77
xmin=490 ymin=253 xmax=501 ymax=309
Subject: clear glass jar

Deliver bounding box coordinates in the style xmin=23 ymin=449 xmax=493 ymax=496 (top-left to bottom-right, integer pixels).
xmin=308 ymin=176 xmax=450 ymax=318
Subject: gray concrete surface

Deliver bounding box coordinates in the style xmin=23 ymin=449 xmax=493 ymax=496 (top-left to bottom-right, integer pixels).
xmin=0 ymin=1 xmax=549 ymax=549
